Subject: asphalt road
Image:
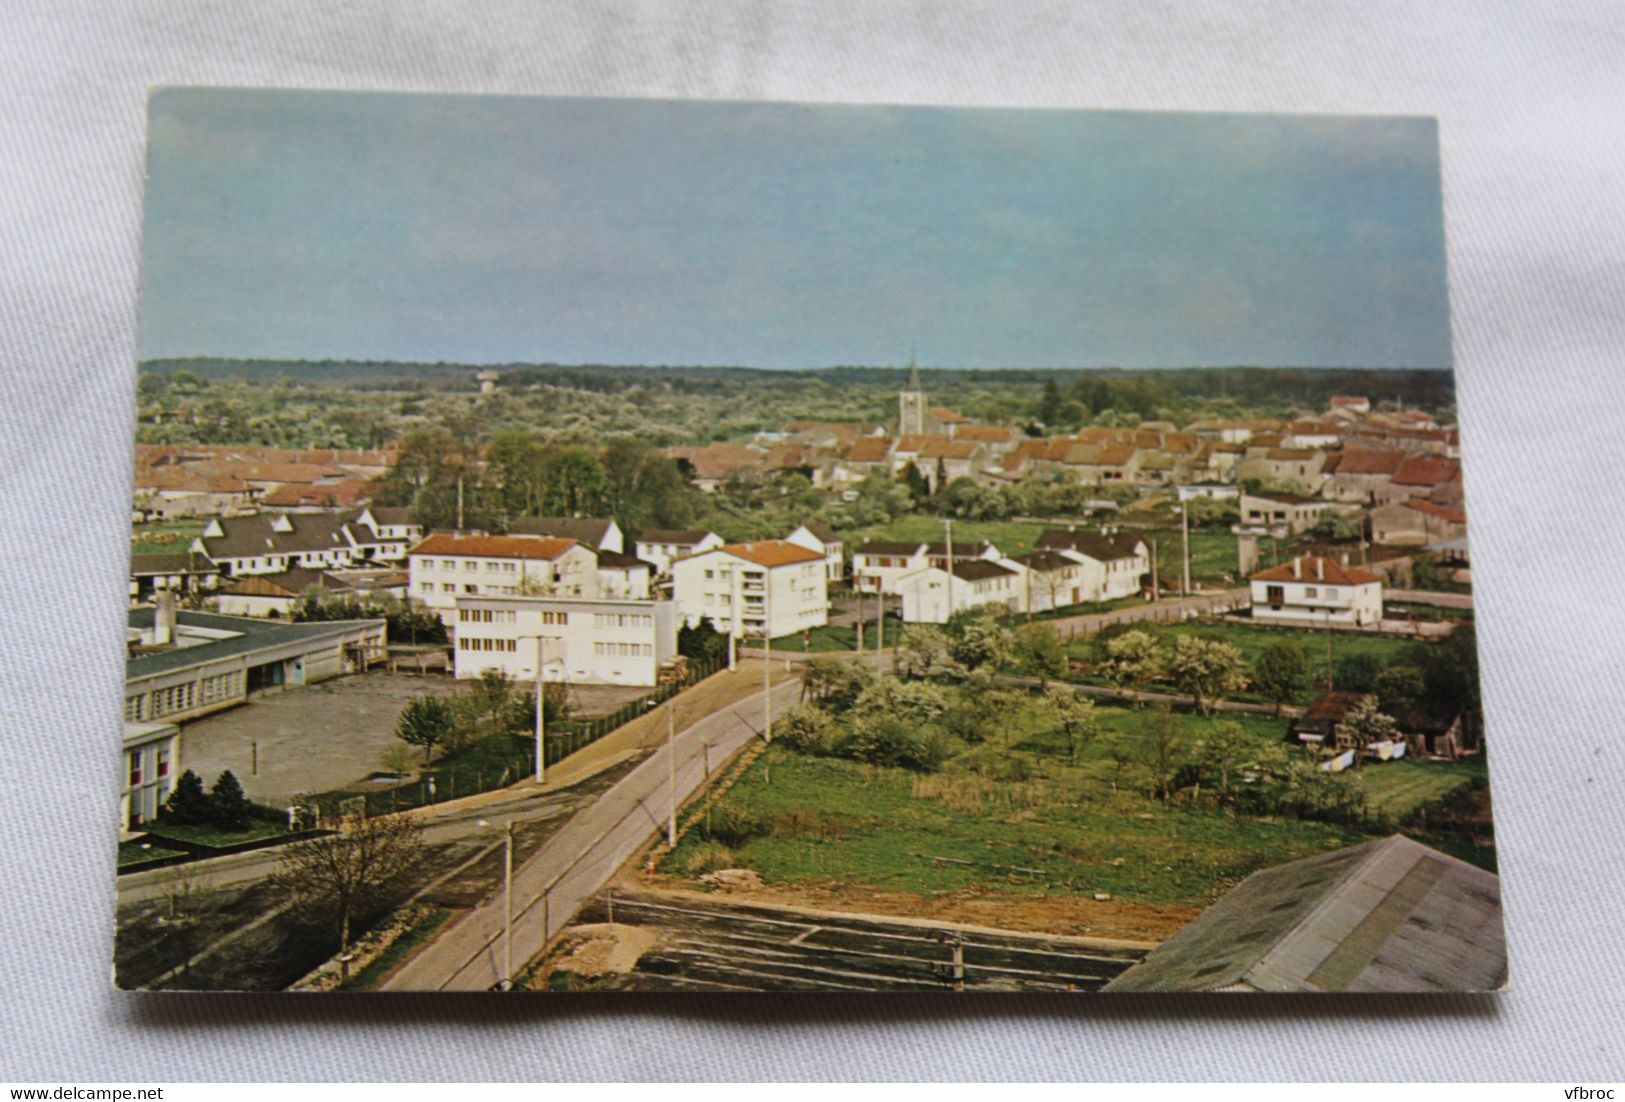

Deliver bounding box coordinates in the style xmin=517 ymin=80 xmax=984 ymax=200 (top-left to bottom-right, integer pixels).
xmin=381 ymin=670 xmax=805 ymax=991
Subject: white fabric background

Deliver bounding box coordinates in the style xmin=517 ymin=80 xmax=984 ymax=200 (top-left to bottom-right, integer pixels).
xmin=3 ymin=0 xmax=1623 ymax=1083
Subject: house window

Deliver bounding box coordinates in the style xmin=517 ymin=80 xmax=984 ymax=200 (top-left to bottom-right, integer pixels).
xmin=157 ymin=745 xmax=171 ymax=779
xmin=1305 ymin=587 xmax=1318 ymax=598
xmin=128 ymin=751 xmax=143 ymax=787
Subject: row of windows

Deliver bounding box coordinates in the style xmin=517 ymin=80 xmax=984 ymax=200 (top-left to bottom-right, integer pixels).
xmin=593 ymin=613 xmax=652 ymax=628
xmin=458 ymin=637 xmax=519 ymax=652
xmin=418 ymin=558 xmax=520 ymax=573
xmin=593 ymin=642 xmax=653 ymax=657
xmin=126 ymin=743 xmax=172 ymax=788
xmin=459 ymin=608 xmax=518 ymax=623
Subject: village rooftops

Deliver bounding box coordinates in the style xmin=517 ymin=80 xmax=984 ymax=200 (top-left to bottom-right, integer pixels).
xmin=720 ymin=540 xmax=826 ymax=568
xmin=1335 ymin=449 xmax=1406 ymax=475
xmin=506 ymin=516 xmax=617 ymax=544
xmin=194 ymin=512 xmax=384 ymax=560
xmin=409 ymin=534 xmax=580 ymax=561
xmin=1406 ymin=499 xmax=1467 ymax=524
xmin=844 ymin=437 xmax=894 ymax=463
xmin=854 ymin=540 xmax=927 ymax=556
xmin=1249 ymin=556 xmax=1381 ymax=586
xmin=1105 ymin=834 xmax=1504 ymax=992
xmin=365 ymin=505 xmax=417 ymax=526
xmin=1392 ymin=456 xmax=1461 ymax=487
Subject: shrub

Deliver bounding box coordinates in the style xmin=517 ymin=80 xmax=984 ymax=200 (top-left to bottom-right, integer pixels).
xmin=162 ymin=769 xmax=211 ymax=826
xmin=776 ymin=703 xmax=836 ymax=755
xmin=704 ymin=803 xmax=768 ymax=848
xmin=682 ymin=841 xmax=738 ymax=876
xmin=841 ymin=716 xmax=950 ymax=772
xmin=208 ymin=770 xmax=253 ymax=832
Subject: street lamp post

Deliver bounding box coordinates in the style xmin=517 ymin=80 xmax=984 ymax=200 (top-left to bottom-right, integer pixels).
xmin=519 ymin=634 xmax=561 ymax=784
xmin=476 ymin=818 xmax=515 ymax=990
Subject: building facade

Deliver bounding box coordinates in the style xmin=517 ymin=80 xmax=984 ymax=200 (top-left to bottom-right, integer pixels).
xmin=671 ymin=540 xmax=829 ymax=638
xmin=407 ymin=534 xmax=600 ymax=614
xmin=1249 ymin=556 xmax=1383 ymax=626
xmin=451 ymin=594 xmax=678 ymax=687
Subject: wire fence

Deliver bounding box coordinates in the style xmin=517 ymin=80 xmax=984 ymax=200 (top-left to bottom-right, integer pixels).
xmin=315 ymin=652 xmax=729 ymax=821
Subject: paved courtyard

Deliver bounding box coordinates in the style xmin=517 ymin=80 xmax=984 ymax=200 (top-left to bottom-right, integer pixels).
xmin=175 ymin=672 xmax=455 ymax=806
xmin=174 ymin=673 xmax=664 ymax=808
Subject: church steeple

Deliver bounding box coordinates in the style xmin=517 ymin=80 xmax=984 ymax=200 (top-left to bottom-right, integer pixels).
xmin=899 ymin=348 xmax=926 ymax=435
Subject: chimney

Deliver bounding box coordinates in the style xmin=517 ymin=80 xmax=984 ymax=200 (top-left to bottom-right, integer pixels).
xmin=1316 ymin=558 xmax=1325 ymax=580
xmin=1292 ymin=557 xmax=1302 ymax=579
xmin=154 ymin=588 xmax=176 ymax=646
xmin=1340 ymin=552 xmax=1350 ymax=566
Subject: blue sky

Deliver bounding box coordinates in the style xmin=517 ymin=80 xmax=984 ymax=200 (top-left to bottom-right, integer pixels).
xmin=139 ymin=90 xmax=1452 ymax=369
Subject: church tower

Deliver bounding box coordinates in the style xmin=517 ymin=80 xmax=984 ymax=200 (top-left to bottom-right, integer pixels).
xmin=898 ymin=354 xmax=926 ymax=436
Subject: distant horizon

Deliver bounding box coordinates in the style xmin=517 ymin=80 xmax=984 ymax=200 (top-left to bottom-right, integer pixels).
xmin=139 ymin=355 xmax=1452 ymax=374
xmin=140 ymin=92 xmax=1453 ymax=370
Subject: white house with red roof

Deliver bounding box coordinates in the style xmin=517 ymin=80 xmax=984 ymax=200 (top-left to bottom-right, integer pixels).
xmin=671 ymin=539 xmax=829 ymax=639
xmin=1250 ymin=556 xmax=1383 ymax=626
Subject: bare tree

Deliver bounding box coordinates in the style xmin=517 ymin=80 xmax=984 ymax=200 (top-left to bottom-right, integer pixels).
xmin=268 ymin=813 xmax=426 ymax=955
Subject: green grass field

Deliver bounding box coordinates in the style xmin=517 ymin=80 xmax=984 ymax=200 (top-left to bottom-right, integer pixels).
xmin=118 ymin=840 xmax=184 ymax=866
xmin=143 ymin=818 xmax=288 ymax=848
xmin=1120 ymin=525 xmax=1240 ymax=583
xmin=665 ymin=687 xmax=1486 ymax=911
xmin=131 ymin=519 xmax=204 ymax=554
xmin=852 ymin=516 xmax=1048 ymax=555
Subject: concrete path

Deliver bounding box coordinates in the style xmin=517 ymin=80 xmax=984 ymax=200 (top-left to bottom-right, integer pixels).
xmin=382 ymin=665 xmax=805 ymax=991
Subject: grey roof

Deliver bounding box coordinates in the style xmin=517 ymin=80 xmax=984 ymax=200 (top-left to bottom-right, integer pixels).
xmin=799 ymin=522 xmax=840 ymax=543
xmin=924 ymin=540 xmax=992 ymax=558
xmin=636 ymin=529 xmax=715 ymax=546
xmin=1105 ymin=835 xmax=1505 ymax=993
xmin=127 ymin=608 xmax=384 ymax=681
xmin=507 ymin=516 xmax=616 ymax=545
xmin=596 ymin=550 xmax=653 ymax=572
xmin=1011 ymin=550 xmax=1077 ymax=573
xmin=367 ymin=506 xmax=417 ymax=526
xmin=219 ymin=567 xmax=335 ymax=596
xmin=949 ymin=559 xmax=1014 ymax=581
xmin=1035 ymin=529 xmax=1145 ymax=561
xmin=197 ymin=513 xmax=383 ymax=560
xmin=130 ymin=551 xmax=216 ymax=575
xmin=856 ymin=540 xmax=927 ymax=556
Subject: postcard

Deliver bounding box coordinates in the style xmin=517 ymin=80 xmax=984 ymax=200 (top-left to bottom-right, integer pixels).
xmin=118 ymin=90 xmax=1502 ymax=992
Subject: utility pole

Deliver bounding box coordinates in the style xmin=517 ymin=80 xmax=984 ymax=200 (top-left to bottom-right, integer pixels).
xmin=456 ymin=474 xmax=465 ymax=531
xmin=1150 ymin=539 xmax=1160 ymax=601
xmin=666 ymin=700 xmax=677 ymax=848
xmin=855 ymin=583 xmax=864 ymax=654
xmin=1181 ymin=499 xmax=1192 ymax=596
xmin=533 ymin=638 xmax=546 ymax=783
xmin=944 ymin=518 xmax=955 ymax=623
xmin=763 ymin=580 xmax=773 ymax=742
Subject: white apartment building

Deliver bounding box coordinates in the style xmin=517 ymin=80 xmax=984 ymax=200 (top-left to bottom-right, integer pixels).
xmin=1249 ymin=556 xmax=1384 ymax=626
xmin=407 ymin=534 xmax=600 ymax=615
xmin=633 ymin=529 xmax=724 ymax=577
xmin=671 ymin=540 xmax=829 ymax=639
xmin=851 ymin=539 xmax=1000 ymax=595
xmin=784 ymin=523 xmax=845 ymax=584
xmin=1033 ymin=529 xmax=1150 ymax=602
xmin=122 ymin=720 xmax=180 ymax=834
xmin=897 ymin=559 xmax=1025 ymax=624
xmin=451 ymin=594 xmax=678 ymax=687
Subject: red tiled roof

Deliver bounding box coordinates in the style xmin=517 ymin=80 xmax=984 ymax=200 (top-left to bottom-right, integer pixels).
xmin=845 ymin=437 xmax=893 ymax=463
xmin=409 ymin=535 xmax=580 ymax=560
xmin=1406 ymin=499 xmax=1466 ymax=524
xmin=920 ymin=439 xmax=981 ymax=459
xmin=721 ymin=540 xmax=826 ymax=568
xmin=1392 ymin=456 xmax=1460 ymax=487
xmin=1336 ymin=449 xmax=1406 ymax=475
xmin=1092 ymin=443 xmax=1139 ymax=466
xmin=927 ymin=406 xmax=968 ymax=424
xmin=953 ymin=425 xmax=1015 ymax=443
xmin=1249 ymin=556 xmax=1381 ymax=585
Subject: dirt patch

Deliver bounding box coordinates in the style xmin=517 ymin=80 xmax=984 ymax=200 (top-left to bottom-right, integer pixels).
xmin=631 ymin=873 xmax=1195 ymax=943
xmin=539 ymin=923 xmax=660 ymax=980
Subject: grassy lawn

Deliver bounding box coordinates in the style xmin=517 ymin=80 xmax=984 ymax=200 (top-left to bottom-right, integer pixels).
xmin=131 ymin=519 xmax=204 ymax=554
xmin=750 ymin=622 xmax=896 ymax=652
xmin=1385 ymin=603 xmax=1471 ymax=623
xmin=1359 ymin=757 xmax=1486 ymax=819
xmin=118 ymin=840 xmax=184 ymax=866
xmin=852 ymin=516 xmax=1048 ymax=555
xmin=144 ymin=818 xmax=288 ymax=848
xmin=667 ymin=744 xmax=1365 ymax=909
xmin=1120 ymin=525 xmax=1240 ymax=583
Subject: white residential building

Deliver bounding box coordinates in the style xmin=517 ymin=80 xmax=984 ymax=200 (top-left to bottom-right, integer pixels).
xmin=451 ymin=594 xmax=678 ymax=687
xmin=1032 ymin=529 xmax=1150 ymax=602
xmin=407 ymin=534 xmax=600 ymax=615
xmin=671 ymin=540 xmax=829 ymax=639
xmin=852 ymin=539 xmax=1000 ymax=594
xmin=633 ymin=529 xmax=724 ymax=577
xmin=595 ymin=550 xmax=656 ymax=599
xmin=1249 ymin=556 xmax=1383 ymax=626
xmin=784 ymin=523 xmax=845 ymax=583
xmin=897 ymin=559 xmax=1025 ymax=624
